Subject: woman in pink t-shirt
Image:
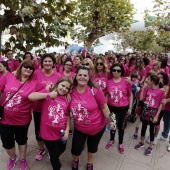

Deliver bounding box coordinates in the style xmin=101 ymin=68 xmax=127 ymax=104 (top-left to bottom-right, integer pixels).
xmin=106 ymin=63 xmax=133 ymax=154
xmin=124 ymin=56 xmax=136 ymax=77
xmin=58 ymin=58 xmax=75 ymax=79
xmin=29 ymin=77 xmax=72 ymax=170
xmin=135 ymin=74 xmax=165 ymax=156
xmin=70 ymin=65 xmax=116 ymax=170
xmin=0 ymin=61 xmax=11 ymax=80
xmin=32 ymin=53 xmax=60 ymax=161
xmin=56 ymin=54 xmax=68 ymax=72
xmin=0 ymin=59 xmax=43 ymax=170
xmin=92 ymin=56 xmax=109 ymax=95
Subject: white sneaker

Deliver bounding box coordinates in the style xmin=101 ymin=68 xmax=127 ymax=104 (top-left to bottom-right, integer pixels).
xmin=168 ymin=144 xmax=170 ymax=152
xmin=146 ymin=136 xmax=150 ymax=144
xmin=153 ymin=137 xmax=158 ymax=145
xmin=158 ymin=135 xmax=167 ymax=141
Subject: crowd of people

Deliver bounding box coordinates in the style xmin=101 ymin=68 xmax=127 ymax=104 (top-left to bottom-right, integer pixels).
xmin=0 ymin=49 xmax=170 ymax=170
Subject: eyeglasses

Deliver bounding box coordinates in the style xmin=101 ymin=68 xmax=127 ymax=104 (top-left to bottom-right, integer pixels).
xmin=65 ymin=64 xmax=72 ymax=67
xmin=23 ymin=65 xmax=34 ymax=70
xmin=82 ymin=63 xmax=89 ymax=66
xmin=112 ymin=69 xmax=121 ymax=73
xmin=96 ymin=63 xmax=103 ymax=66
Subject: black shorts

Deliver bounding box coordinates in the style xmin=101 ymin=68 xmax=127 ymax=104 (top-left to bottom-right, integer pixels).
xmin=71 ymin=126 xmax=105 ymax=156
xmin=0 ymin=123 xmax=30 ymax=149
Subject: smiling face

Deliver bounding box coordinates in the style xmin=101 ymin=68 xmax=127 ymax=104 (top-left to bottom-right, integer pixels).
xmin=64 ymin=61 xmax=73 ymax=72
xmin=76 ymin=69 xmax=89 ymax=87
xmin=42 ymin=57 xmax=53 ymax=70
xmin=21 ymin=64 xmax=34 ymax=78
xmin=57 ymin=81 xmax=70 ymax=95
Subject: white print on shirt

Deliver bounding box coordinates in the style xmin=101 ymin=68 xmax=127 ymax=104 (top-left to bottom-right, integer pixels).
xmin=71 ymin=103 xmax=89 ymax=123
xmin=97 ymin=79 xmax=106 ymax=90
xmin=48 ymin=104 xmax=65 ymax=125
xmin=5 ymin=92 xmax=22 ymax=108
xmin=145 ymin=94 xmax=155 ymax=107
xmin=110 ymin=87 xmax=123 ymax=103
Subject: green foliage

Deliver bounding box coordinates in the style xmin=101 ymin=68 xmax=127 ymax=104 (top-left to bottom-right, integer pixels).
xmin=119 ymin=30 xmax=157 ymax=52
xmin=0 ymin=0 xmax=76 ymax=54
xmin=70 ymin=0 xmax=134 ymax=50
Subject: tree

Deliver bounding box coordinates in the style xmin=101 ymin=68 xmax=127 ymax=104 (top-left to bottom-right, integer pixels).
xmin=70 ymin=0 xmax=134 ymax=51
xmin=119 ymin=30 xmax=156 ymax=52
xmin=145 ymin=0 xmax=170 ymax=31
xmin=0 ymin=0 xmax=76 ymax=54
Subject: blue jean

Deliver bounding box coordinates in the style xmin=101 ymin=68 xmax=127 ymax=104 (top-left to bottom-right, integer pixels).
xmin=162 ymin=110 xmax=170 ymax=139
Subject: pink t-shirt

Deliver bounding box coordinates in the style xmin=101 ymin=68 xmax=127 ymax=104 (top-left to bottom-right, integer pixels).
xmin=0 ymin=71 xmax=11 ymax=81
xmin=7 ymin=59 xmax=20 ymax=72
xmin=57 ymin=64 xmax=64 ymax=72
xmin=59 ymin=72 xmax=75 ymax=79
xmin=107 ymin=77 xmax=132 ymax=107
xmin=124 ymin=64 xmax=134 ymax=77
xmin=135 ymin=68 xmax=147 ymax=81
xmin=70 ymin=86 xmax=106 ymax=135
xmin=143 ymin=88 xmax=165 ymax=109
xmin=0 ymin=74 xmax=43 ymax=125
xmin=33 ymin=69 xmax=60 ymax=112
xmin=92 ymin=73 xmax=108 ymax=94
xmin=40 ymin=93 xmax=70 ymax=140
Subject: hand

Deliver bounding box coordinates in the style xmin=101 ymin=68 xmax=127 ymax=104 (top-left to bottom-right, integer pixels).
xmin=127 ymin=108 xmax=132 ymax=115
xmin=63 ymin=130 xmax=69 ymax=141
xmin=49 ymin=91 xmax=58 ymax=98
xmin=152 ymin=115 xmax=158 ymax=123
xmin=46 ymin=84 xmax=52 ymax=90
xmin=110 ymin=122 xmax=116 ymax=130
xmin=162 ymin=99 xmax=167 ymax=105
xmin=66 ymin=93 xmax=71 ymax=102
xmin=126 ymin=77 xmax=131 ymax=83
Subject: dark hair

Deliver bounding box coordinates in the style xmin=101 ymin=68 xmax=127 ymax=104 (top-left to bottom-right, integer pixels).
xmin=160 ymin=58 xmax=168 ymax=69
xmin=130 ymin=72 xmax=138 ymax=78
xmin=0 ymin=61 xmax=11 ymax=72
xmin=23 ymin=52 xmax=33 ymax=60
xmin=128 ymin=56 xmax=136 ymax=67
xmin=118 ymin=55 xmax=127 ymax=64
xmin=6 ymin=49 xmax=12 ymax=54
xmin=41 ymin=53 xmax=55 ymax=68
xmin=73 ymin=65 xmax=96 ymax=87
xmin=75 ymin=55 xmax=83 ymax=61
xmin=50 ymin=76 xmax=72 ymax=94
xmin=158 ymin=71 xmax=169 ymax=86
xmin=16 ymin=59 xmax=35 ymax=81
xmin=110 ymin=63 xmax=125 ymax=77
xmin=143 ymin=58 xmax=150 ymax=66
xmin=64 ymin=58 xmax=73 ymax=66
xmin=149 ymin=74 xmax=160 ymax=85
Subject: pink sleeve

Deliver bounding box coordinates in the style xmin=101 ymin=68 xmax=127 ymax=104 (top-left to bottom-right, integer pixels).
xmin=0 ymin=75 xmax=7 ymax=92
xmin=14 ymin=61 xmax=20 ymax=70
xmin=94 ymin=88 xmax=106 ymax=106
xmin=126 ymin=81 xmax=132 ymax=95
xmin=143 ymin=88 xmax=148 ymax=101
xmin=34 ymin=82 xmax=46 ymax=92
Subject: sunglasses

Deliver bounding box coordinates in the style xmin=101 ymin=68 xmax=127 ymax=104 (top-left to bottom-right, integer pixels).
xmin=112 ymin=69 xmax=121 ymax=73
xmin=96 ymin=63 xmax=103 ymax=66
xmin=23 ymin=65 xmax=34 ymax=70
xmin=82 ymin=63 xmax=89 ymax=66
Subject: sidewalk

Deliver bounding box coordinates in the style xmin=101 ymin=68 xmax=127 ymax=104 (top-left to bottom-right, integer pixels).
xmin=0 ymin=120 xmax=170 ymax=170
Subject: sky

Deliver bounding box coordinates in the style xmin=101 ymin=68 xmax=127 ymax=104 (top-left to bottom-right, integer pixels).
xmin=130 ymin=0 xmax=154 ymax=13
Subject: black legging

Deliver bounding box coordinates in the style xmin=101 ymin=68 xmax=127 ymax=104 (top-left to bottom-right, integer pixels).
xmin=141 ymin=119 xmax=155 ymax=142
xmin=44 ymin=139 xmax=66 ymax=170
xmin=108 ymin=105 xmax=129 ymax=144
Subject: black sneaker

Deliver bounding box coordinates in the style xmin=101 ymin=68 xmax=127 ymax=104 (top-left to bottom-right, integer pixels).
xmin=87 ymin=163 xmax=93 ymax=170
xmin=72 ymin=159 xmax=79 ymax=170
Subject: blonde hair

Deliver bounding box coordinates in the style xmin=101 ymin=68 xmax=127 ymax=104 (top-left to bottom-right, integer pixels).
xmin=82 ymin=58 xmax=94 ymax=71
xmin=93 ymin=56 xmax=108 ymax=75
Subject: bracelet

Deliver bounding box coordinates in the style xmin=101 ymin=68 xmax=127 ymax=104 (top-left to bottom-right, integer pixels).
xmin=46 ymin=92 xmax=50 ymax=97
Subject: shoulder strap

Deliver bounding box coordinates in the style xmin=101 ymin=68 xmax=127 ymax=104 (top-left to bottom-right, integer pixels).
xmin=2 ymin=80 xmax=27 ymax=107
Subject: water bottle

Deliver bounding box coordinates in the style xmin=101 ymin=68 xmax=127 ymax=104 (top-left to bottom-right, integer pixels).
xmin=61 ymin=130 xmax=67 ymax=144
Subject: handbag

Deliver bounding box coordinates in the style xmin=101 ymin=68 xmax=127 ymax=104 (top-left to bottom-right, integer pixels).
xmin=0 ymin=80 xmax=27 ymax=120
